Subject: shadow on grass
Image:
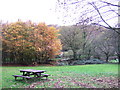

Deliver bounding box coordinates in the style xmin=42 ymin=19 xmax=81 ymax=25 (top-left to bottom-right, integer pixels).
xmin=13 ymin=78 xmax=48 ymax=84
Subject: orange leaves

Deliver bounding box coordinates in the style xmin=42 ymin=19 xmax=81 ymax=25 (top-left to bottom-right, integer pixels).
xmin=2 ymin=20 xmax=62 ymax=63
xmin=31 ymin=23 xmax=62 ymax=59
xmin=17 ymin=35 xmax=23 ymax=39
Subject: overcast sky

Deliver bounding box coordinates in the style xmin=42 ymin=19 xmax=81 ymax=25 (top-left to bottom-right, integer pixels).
xmin=0 ymin=0 xmax=119 ymax=26
xmin=0 ymin=0 xmax=59 ymax=25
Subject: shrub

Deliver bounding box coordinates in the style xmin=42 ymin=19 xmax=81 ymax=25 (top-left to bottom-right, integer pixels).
xmin=71 ymin=59 xmax=106 ymax=65
xmin=57 ymin=61 xmax=69 ymax=66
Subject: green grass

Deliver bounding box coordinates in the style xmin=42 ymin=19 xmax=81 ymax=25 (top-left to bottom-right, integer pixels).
xmin=109 ymin=59 xmax=119 ymax=63
xmin=1 ymin=64 xmax=119 ymax=88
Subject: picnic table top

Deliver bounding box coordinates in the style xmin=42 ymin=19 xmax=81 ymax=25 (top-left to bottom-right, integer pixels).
xmin=19 ymin=69 xmax=46 ymax=73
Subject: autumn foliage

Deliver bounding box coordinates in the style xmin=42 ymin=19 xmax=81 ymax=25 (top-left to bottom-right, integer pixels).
xmin=2 ymin=20 xmax=62 ymax=65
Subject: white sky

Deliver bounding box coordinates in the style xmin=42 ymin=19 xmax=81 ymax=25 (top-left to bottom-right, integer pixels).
xmin=57 ymin=0 xmax=118 ymax=26
xmin=0 ymin=0 xmax=59 ymax=25
xmin=0 ymin=0 xmax=119 ymax=26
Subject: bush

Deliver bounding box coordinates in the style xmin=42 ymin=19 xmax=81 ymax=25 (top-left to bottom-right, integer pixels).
xmin=55 ymin=59 xmax=106 ymax=66
xmin=84 ymin=59 xmax=106 ymax=64
xmin=70 ymin=60 xmax=85 ymax=65
xmin=57 ymin=61 xmax=69 ymax=66
xmin=71 ymin=59 xmax=106 ymax=65
xmin=109 ymin=59 xmax=119 ymax=63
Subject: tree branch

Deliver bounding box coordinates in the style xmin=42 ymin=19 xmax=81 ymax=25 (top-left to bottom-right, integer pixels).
xmin=91 ymin=23 xmax=120 ymax=34
xmin=100 ymin=0 xmax=120 ymax=7
xmin=89 ymin=2 xmax=120 ymax=35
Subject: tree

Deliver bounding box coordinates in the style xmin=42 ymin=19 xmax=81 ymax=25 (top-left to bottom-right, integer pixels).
xmin=2 ymin=20 xmax=62 ymax=65
xmin=89 ymin=1 xmax=120 ymax=35
xmin=109 ymin=30 xmax=120 ymax=63
xmin=59 ymin=25 xmax=97 ymax=60
xmin=60 ymin=25 xmax=82 ymax=60
xmin=57 ymin=0 xmax=120 ymax=63
xmin=30 ymin=23 xmax=62 ymax=63
xmin=0 ymin=21 xmax=2 ymax=64
xmin=56 ymin=0 xmax=119 ymax=34
xmin=94 ymin=30 xmax=115 ymax=62
xmin=2 ymin=21 xmax=36 ymax=64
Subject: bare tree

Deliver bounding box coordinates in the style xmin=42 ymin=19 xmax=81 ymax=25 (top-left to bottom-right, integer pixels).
xmin=95 ymin=34 xmax=115 ymax=62
xmin=89 ymin=1 xmax=120 ymax=34
xmin=56 ymin=0 xmax=120 ymax=34
xmin=109 ymin=30 xmax=120 ymax=63
xmin=59 ymin=24 xmax=99 ymax=60
xmin=60 ymin=25 xmax=83 ymax=60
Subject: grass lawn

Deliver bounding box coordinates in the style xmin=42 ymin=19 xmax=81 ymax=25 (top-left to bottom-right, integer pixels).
xmin=1 ymin=64 xmax=119 ymax=88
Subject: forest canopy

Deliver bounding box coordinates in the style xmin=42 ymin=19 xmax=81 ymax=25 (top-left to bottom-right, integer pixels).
xmin=2 ymin=20 xmax=62 ymax=65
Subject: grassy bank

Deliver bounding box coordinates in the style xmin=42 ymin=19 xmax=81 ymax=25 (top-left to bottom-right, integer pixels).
xmin=1 ymin=64 xmax=119 ymax=88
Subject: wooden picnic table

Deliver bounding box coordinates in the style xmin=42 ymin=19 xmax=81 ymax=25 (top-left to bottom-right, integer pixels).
xmin=13 ymin=69 xmax=50 ymax=80
xmin=20 ymin=69 xmax=46 ymax=77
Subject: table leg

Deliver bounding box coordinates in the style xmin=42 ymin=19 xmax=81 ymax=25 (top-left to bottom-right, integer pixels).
xmin=23 ymin=72 xmax=25 ymax=76
xmin=34 ymin=74 xmax=36 ymax=77
xmin=33 ymin=73 xmax=37 ymax=77
xmin=34 ymin=73 xmax=41 ymax=77
xmin=15 ymin=76 xmax=17 ymax=80
xmin=26 ymin=72 xmax=30 ymax=76
xmin=37 ymin=73 xmax=41 ymax=77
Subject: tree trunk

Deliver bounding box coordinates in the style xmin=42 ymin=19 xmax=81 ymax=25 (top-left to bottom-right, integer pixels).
xmin=117 ymin=54 xmax=120 ymax=64
xmin=87 ymin=49 xmax=91 ymax=60
xmin=78 ymin=54 xmax=81 ymax=60
xmin=106 ymin=56 xmax=109 ymax=63
xmin=73 ymin=50 xmax=77 ymax=60
xmin=105 ymin=53 xmax=109 ymax=63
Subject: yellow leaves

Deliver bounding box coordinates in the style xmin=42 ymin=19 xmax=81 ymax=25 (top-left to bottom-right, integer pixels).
xmin=15 ymin=43 xmax=21 ymax=46
xmin=38 ymin=23 xmax=46 ymax=27
xmin=49 ymin=26 xmax=56 ymax=30
xmin=57 ymin=34 xmax=61 ymax=36
xmin=34 ymin=29 xmax=38 ymax=31
xmin=10 ymin=37 xmax=17 ymax=40
xmin=2 ymin=20 xmax=62 ymax=60
xmin=36 ymin=47 xmax=42 ymax=52
xmin=17 ymin=35 xmax=23 ymax=39
xmin=31 ymin=27 xmax=35 ymax=29
xmin=3 ymin=32 xmax=7 ymax=35
xmin=16 ymin=25 xmax=22 ymax=28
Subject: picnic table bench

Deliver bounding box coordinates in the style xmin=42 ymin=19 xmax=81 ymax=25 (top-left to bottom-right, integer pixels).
xmin=13 ymin=75 xmax=33 ymax=80
xmin=12 ymin=69 xmax=50 ymax=80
